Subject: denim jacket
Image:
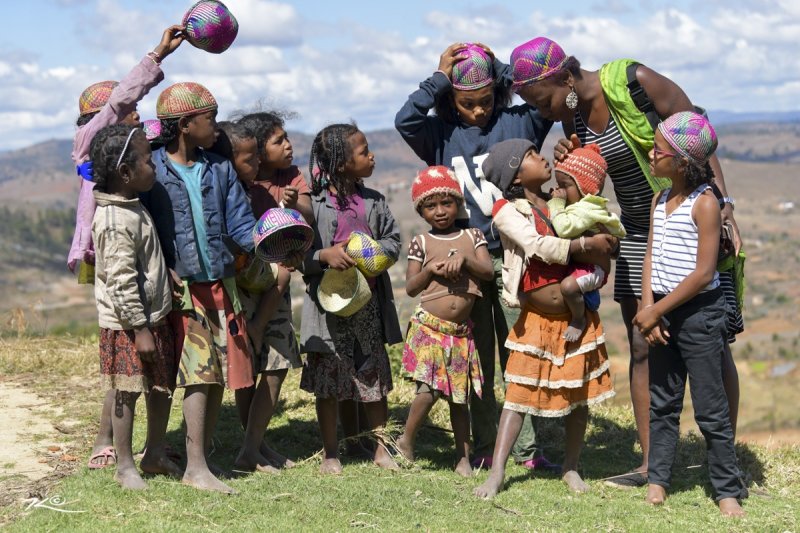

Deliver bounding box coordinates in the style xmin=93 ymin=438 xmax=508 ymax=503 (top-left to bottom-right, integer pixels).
xmin=141 ymin=146 xmax=255 ymax=281
xmin=300 ymin=185 xmax=403 ymax=354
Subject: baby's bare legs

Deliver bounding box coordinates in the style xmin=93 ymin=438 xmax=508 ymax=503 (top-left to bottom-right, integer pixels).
xmin=561 ymin=276 xmax=587 ymax=342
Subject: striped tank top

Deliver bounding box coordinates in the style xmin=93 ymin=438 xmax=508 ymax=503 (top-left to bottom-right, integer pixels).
xmin=650 ymin=185 xmax=720 ymax=295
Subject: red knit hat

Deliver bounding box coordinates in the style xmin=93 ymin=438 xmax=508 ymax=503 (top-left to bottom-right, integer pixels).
xmin=554 ymin=143 xmax=607 ymax=196
xmin=411 ymin=166 xmax=464 ymax=209
xmin=79 ymin=81 xmax=118 ymax=116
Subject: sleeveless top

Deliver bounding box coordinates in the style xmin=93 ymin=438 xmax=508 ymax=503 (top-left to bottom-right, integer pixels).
xmin=650 ymin=185 xmax=720 ymax=295
xmin=520 ymin=206 xmax=569 ymax=293
xmin=574 ymin=111 xmax=653 ymax=238
xmin=408 ymin=228 xmax=486 ymax=303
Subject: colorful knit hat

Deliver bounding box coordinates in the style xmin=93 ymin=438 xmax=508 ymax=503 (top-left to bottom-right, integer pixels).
xmin=451 ymin=44 xmax=494 ymax=91
xmin=554 ymin=143 xmax=608 ymax=196
xmin=510 ymin=37 xmax=568 ymax=90
xmin=156 ymin=82 xmax=218 ymax=119
xmin=411 ymin=166 xmax=464 ymax=209
xmin=142 ymin=119 xmax=162 ymax=141
xmin=182 ymin=0 xmax=239 ymax=54
xmin=78 ymin=81 xmax=118 ymax=116
xmin=657 ymin=111 xmax=718 ymax=166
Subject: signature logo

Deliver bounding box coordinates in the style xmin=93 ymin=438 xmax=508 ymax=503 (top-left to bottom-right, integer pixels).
xmin=23 ymin=495 xmax=86 ymax=514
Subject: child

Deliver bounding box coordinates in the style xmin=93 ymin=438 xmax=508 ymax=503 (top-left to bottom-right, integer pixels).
xmin=397 ymin=166 xmax=493 ymax=477
xmin=233 ymin=112 xmax=311 ymax=469
xmin=547 ymin=142 xmax=626 ymax=341
xmin=632 ymin=112 xmax=745 ymax=517
xmin=69 ymin=25 xmax=184 ymax=471
xmin=213 ymin=120 xmax=293 ymax=473
xmin=299 ymin=124 xmax=402 ymax=474
xmin=395 ymin=42 xmax=555 ymax=470
xmin=140 ymin=82 xmax=256 ymax=494
xmin=473 ymin=139 xmax=617 ymax=498
xmin=89 ymin=124 xmax=182 ymax=489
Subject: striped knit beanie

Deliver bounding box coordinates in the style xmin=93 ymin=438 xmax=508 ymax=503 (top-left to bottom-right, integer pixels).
xmin=657 ymin=111 xmax=718 ymax=167
xmin=451 ymin=44 xmax=494 ymax=91
xmin=156 ymin=82 xmax=218 ymax=119
xmin=411 ymin=166 xmax=464 ymax=209
xmin=554 ymin=143 xmax=607 ymax=196
xmin=79 ymin=81 xmax=118 ymax=116
xmin=510 ymin=37 xmax=568 ymax=90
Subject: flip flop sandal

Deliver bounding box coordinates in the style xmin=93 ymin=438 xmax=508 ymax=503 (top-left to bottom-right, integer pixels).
xmin=519 ymin=456 xmax=562 ymax=474
xmin=87 ymin=446 xmax=117 ymax=469
xmin=602 ymin=470 xmax=648 ymax=488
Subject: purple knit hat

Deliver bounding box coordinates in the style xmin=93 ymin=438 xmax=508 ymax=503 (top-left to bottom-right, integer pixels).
xmin=451 ymin=44 xmax=494 ymax=91
xmin=142 ymin=119 xmax=162 ymax=141
xmin=510 ymin=37 xmax=568 ymax=90
xmin=182 ymin=0 xmax=239 ymax=54
xmin=657 ymin=111 xmax=718 ymax=167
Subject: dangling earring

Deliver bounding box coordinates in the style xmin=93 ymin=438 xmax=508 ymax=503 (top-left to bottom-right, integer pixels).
xmin=566 ymin=85 xmax=579 ymax=110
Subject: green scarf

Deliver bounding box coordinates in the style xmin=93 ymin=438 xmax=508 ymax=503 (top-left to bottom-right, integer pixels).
xmin=717 ymin=251 xmax=746 ymax=310
xmin=598 ymin=59 xmax=671 ymax=193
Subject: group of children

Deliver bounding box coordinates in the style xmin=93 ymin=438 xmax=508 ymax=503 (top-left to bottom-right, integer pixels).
xmin=71 ymin=27 xmax=744 ymax=516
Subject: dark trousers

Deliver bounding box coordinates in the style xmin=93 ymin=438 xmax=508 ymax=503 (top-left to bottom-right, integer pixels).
xmin=647 ymin=288 xmax=743 ymax=500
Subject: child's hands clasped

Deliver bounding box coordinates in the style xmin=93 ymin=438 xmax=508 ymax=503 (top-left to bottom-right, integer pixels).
xmin=320 ymin=242 xmax=356 ymax=270
xmin=633 ymin=306 xmax=670 ymax=346
xmin=134 ymin=327 xmax=157 ymax=362
xmin=426 ymin=253 xmax=464 ymax=281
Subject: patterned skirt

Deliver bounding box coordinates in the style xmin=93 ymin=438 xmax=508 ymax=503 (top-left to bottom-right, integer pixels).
xmin=402 ymin=306 xmax=482 ymax=404
xmin=239 ymin=286 xmax=301 ymax=373
xmin=300 ymin=295 xmax=392 ymax=402
xmin=503 ymin=304 xmax=615 ymax=417
xmin=99 ymin=323 xmax=177 ymax=393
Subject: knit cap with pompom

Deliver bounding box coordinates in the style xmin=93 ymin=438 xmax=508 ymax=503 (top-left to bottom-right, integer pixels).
xmin=554 ymin=143 xmax=608 ymax=197
xmin=411 ymin=166 xmax=464 ymax=209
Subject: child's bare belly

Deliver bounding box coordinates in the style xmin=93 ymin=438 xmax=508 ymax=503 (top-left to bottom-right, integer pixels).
xmin=520 ymin=284 xmax=569 ymax=315
xmin=421 ymin=294 xmax=476 ymax=324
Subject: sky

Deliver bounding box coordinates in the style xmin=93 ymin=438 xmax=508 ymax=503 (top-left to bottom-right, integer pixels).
xmin=0 ymin=0 xmax=798 ymax=150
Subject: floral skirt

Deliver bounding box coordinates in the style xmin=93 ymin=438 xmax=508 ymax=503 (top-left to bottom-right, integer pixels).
xmin=503 ymin=304 xmax=615 ymax=417
xmin=300 ymin=295 xmax=392 ymax=402
xmin=99 ymin=323 xmax=177 ymax=393
xmin=402 ymin=306 xmax=482 ymax=404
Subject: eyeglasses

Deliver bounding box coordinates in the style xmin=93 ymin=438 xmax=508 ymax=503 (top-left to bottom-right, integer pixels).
xmin=652 ymin=147 xmax=675 ymax=160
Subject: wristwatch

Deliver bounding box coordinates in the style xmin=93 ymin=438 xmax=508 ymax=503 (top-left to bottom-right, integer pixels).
xmin=720 ymin=196 xmax=735 ymax=210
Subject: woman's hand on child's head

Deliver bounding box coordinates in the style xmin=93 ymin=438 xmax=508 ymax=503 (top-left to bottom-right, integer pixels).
xmin=134 ymin=327 xmax=157 ymax=362
xmin=153 ymin=24 xmax=186 ymax=60
xmin=438 ymin=43 xmax=468 ymax=79
xmin=320 ymin=242 xmax=356 ymax=270
xmin=553 ymin=134 xmax=582 ymax=162
xmin=281 ymin=186 xmax=299 ymax=209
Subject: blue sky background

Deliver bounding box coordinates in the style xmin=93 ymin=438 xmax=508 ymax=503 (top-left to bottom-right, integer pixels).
xmin=1 ymin=0 xmax=798 ymax=149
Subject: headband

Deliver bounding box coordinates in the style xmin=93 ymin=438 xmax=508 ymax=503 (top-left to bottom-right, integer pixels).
xmin=116 ymin=128 xmax=140 ymax=170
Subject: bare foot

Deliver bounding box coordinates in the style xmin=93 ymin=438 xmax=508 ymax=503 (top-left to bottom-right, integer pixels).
xmin=395 ymin=434 xmax=414 ymax=462
xmin=234 ymin=449 xmax=280 ymax=475
xmin=115 ymin=466 xmax=147 ymax=490
xmin=182 ymin=468 xmax=237 ymax=494
xmin=718 ymin=497 xmax=745 ymax=517
xmin=474 ymin=471 xmax=504 ymax=499
xmin=320 ymin=457 xmax=343 ymax=475
xmin=260 ymin=442 xmax=295 ymax=468
xmin=454 ymin=457 xmax=474 ymax=478
xmin=562 ymin=470 xmax=590 ymax=493
xmin=563 ymin=316 xmax=586 ymax=342
xmin=645 ymin=483 xmax=666 ymax=505
xmin=140 ymin=451 xmax=184 ymax=479
xmin=373 ymin=445 xmax=400 ymax=471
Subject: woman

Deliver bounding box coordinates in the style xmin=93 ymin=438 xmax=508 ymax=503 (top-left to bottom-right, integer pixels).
xmin=508 ymin=36 xmax=744 ymax=487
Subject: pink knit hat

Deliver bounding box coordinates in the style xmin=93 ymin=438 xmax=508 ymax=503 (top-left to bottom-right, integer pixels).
xmin=411 ymin=166 xmax=464 ymax=209
xmin=156 ymin=82 xmax=218 ymax=119
xmin=182 ymin=0 xmax=239 ymax=54
xmin=554 ymin=143 xmax=607 ymax=196
xmin=451 ymin=44 xmax=494 ymax=91
xmin=658 ymin=111 xmax=718 ymax=167
xmin=511 ymin=37 xmax=568 ymax=90
xmin=78 ymin=81 xmax=118 ymax=115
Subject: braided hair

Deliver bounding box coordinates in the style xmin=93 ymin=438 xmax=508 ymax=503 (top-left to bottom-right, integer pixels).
xmin=674 ymin=157 xmax=716 ymax=190
xmin=308 ymin=123 xmax=360 ymax=208
xmin=88 ymin=124 xmax=140 ymax=190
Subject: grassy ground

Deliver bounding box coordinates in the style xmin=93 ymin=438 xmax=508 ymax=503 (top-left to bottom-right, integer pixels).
xmin=1 ymin=335 xmax=799 ymax=532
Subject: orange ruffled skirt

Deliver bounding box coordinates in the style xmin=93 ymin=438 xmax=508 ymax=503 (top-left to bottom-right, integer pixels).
xmin=503 ymin=304 xmax=615 ymax=417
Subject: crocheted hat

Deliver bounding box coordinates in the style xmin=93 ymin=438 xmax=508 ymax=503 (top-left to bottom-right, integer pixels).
xmin=482 ymin=139 xmax=536 ymax=193
xmin=451 ymin=44 xmax=494 ymax=91
xmin=182 ymin=0 xmax=239 ymax=54
xmin=510 ymin=37 xmax=568 ymax=90
xmin=253 ymin=207 xmax=314 ymax=263
xmin=346 ymin=231 xmax=396 ymax=278
xmin=317 ymin=267 xmax=371 ymax=317
xmin=657 ymin=111 xmax=718 ymax=166
xmin=156 ymin=82 xmax=218 ymax=119
xmin=78 ymin=81 xmax=118 ymax=116
xmin=142 ymin=119 xmax=162 ymax=141
xmin=411 ymin=166 xmax=464 ymax=209
xmin=554 ymin=143 xmax=608 ymax=196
